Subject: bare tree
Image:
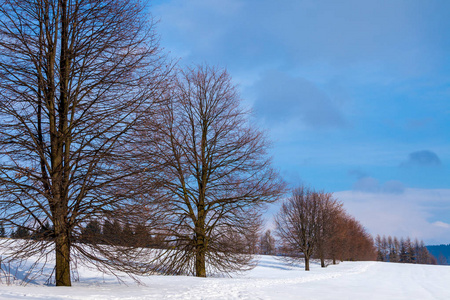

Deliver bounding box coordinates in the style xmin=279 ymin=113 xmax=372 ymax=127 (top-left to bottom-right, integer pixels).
xmin=277 ymin=187 xmax=376 ymax=269
xmin=140 ymin=65 xmax=284 ymax=277
xmin=437 ymin=253 xmax=448 ymax=265
xmin=0 ymin=0 xmax=170 ymax=286
xmin=325 ymin=212 xmax=345 ymax=265
xmin=275 ymin=186 xmax=320 ymax=271
xmin=315 ymin=192 xmax=343 ymax=268
xmin=260 ymin=229 xmax=276 ymax=255
xmin=334 ymin=215 xmax=375 ymax=262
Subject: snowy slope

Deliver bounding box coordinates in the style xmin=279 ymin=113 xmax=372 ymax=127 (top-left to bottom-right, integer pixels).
xmin=0 ymin=255 xmax=449 ymax=299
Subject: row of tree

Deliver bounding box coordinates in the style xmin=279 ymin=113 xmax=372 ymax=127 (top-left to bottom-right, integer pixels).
xmin=79 ymin=220 xmax=163 ymax=248
xmin=8 ymin=222 xmax=53 ymax=240
xmin=374 ymin=235 xmax=436 ymax=264
xmin=261 ymin=186 xmax=376 ymax=271
xmin=4 ymin=220 xmax=164 ymax=249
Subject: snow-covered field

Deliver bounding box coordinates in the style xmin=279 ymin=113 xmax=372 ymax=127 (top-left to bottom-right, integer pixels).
xmin=0 ymin=255 xmax=449 ymax=300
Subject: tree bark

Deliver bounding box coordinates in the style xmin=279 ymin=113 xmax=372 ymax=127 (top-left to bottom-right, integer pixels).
xmin=195 ymin=234 xmax=207 ymax=277
xmin=305 ymin=256 xmax=310 ymax=271
xmin=317 ymin=243 xmax=326 ymax=268
xmin=195 ymin=207 xmax=207 ymax=277
xmin=55 ymin=221 xmax=71 ymax=286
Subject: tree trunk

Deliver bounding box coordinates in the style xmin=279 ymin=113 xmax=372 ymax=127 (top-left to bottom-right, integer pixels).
xmin=55 ymin=229 xmax=71 ymax=286
xmin=305 ymin=256 xmax=310 ymax=271
xmin=319 ymin=247 xmax=325 ymax=268
xmin=195 ymin=230 xmax=206 ymax=277
xmin=333 ymin=257 xmax=337 ymax=265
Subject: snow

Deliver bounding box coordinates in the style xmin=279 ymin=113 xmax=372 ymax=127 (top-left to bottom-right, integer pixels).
xmin=0 ymin=255 xmax=449 ymax=299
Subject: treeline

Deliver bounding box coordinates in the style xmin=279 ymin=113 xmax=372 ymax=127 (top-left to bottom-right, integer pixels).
xmin=79 ymin=220 xmax=167 ymax=248
xmin=265 ymin=186 xmax=376 ymax=271
xmin=374 ymin=235 xmax=436 ymax=265
xmin=5 ymin=220 xmax=165 ymax=249
xmin=7 ymin=222 xmax=53 ymax=240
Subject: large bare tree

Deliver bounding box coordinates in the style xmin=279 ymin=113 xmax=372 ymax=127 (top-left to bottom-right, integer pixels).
xmin=141 ymin=65 xmax=284 ymax=277
xmin=0 ymin=0 xmax=169 ymax=286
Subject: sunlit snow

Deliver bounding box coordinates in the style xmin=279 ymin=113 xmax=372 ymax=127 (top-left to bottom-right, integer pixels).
xmin=0 ymin=255 xmax=449 ymax=299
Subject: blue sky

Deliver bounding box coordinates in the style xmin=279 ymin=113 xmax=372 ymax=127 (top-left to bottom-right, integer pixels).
xmin=152 ymin=0 xmax=450 ymax=244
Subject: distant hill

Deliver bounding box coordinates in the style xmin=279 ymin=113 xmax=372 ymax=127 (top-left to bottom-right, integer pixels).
xmin=426 ymin=244 xmax=450 ymax=265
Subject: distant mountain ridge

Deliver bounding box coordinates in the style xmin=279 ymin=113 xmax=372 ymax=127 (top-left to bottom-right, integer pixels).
xmin=426 ymin=244 xmax=450 ymax=265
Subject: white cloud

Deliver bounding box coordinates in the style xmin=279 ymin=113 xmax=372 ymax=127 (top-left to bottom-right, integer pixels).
xmin=334 ymin=188 xmax=450 ymax=245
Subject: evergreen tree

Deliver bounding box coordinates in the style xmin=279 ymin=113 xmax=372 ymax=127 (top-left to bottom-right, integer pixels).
xmin=34 ymin=221 xmax=54 ymax=240
xmin=405 ymin=237 xmax=413 ymax=263
xmin=12 ymin=226 xmax=30 ymax=239
xmin=133 ymin=223 xmax=153 ymax=248
xmin=375 ymin=234 xmax=384 ymax=261
xmin=381 ymin=235 xmax=388 ymax=262
xmin=121 ymin=223 xmax=134 ymax=246
xmin=0 ymin=224 xmax=5 ymax=238
xmin=387 ymin=236 xmax=393 ymax=262
xmin=413 ymin=239 xmax=421 ymax=264
xmin=391 ymin=237 xmax=400 ymax=262
xmin=80 ymin=220 xmax=102 ymax=244
xmin=102 ymin=220 xmax=122 ymax=245
xmin=399 ymin=238 xmax=407 ymax=262
xmin=374 ymin=235 xmax=437 ymax=265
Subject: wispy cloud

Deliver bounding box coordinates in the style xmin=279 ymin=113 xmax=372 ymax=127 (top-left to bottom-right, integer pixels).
xmin=348 ymin=169 xmax=368 ymax=179
xmin=382 ymin=180 xmax=406 ymax=194
xmin=353 ymin=177 xmax=380 ymax=193
xmin=352 ymin=177 xmax=405 ymax=194
xmin=432 ymin=221 xmax=450 ymax=229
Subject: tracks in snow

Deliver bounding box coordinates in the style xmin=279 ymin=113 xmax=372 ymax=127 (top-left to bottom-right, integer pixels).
xmin=164 ymin=262 xmax=375 ymax=300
